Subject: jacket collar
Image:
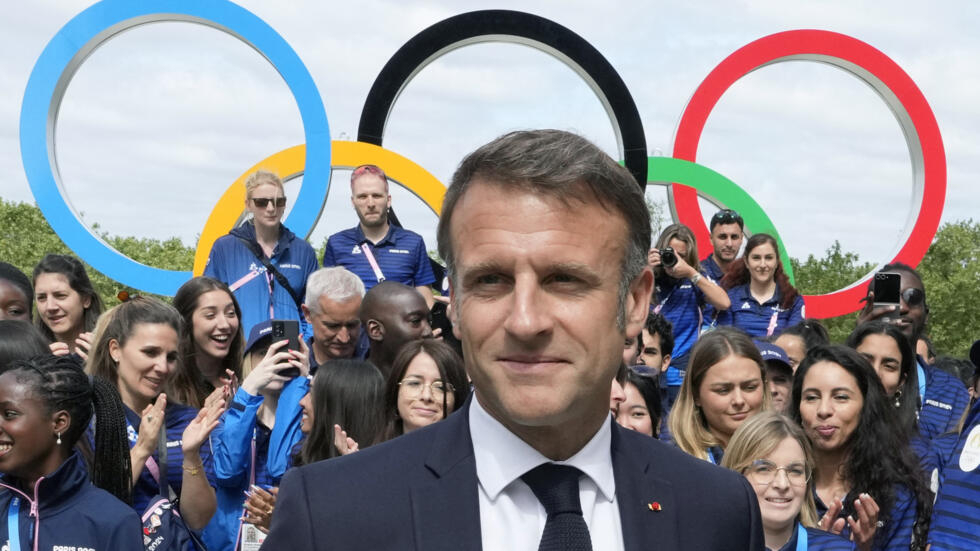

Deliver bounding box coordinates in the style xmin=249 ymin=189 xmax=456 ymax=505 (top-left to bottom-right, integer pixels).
xmin=230 ymin=221 xmax=296 ymax=256
xmin=0 ymin=451 xmax=90 ymax=515
xmin=410 ymin=397 xmax=482 ymax=551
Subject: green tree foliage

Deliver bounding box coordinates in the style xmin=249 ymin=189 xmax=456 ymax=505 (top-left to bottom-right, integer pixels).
xmin=916 ymin=220 xmax=980 ymax=357
xmin=791 ymin=241 xmax=875 ymax=344
xmin=0 ymin=198 xmax=194 ymax=307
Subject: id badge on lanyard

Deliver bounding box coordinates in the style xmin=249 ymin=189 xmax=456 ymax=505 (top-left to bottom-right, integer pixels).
xmin=7 ymin=497 xmax=21 ymax=551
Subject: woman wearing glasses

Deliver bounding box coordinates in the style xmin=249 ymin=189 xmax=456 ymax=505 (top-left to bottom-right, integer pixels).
xmin=723 ymin=411 xmax=856 ymax=550
xmin=205 ymin=170 xmax=318 ymax=339
xmin=718 ymin=233 xmax=804 ymax=338
xmin=792 ymin=345 xmax=931 ymax=551
xmin=382 ymin=339 xmax=469 ymax=438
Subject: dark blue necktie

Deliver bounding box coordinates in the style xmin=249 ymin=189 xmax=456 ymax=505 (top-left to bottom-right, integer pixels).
xmin=521 ymin=463 xmax=593 ymax=551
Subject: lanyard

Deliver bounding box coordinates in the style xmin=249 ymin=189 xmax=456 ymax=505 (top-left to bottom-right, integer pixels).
xmin=7 ymin=498 xmax=20 ymax=551
xmin=916 ymin=361 xmax=927 ymax=403
xmin=235 ymin=430 xmax=259 ymax=551
xmin=795 ymin=522 xmax=808 ymax=551
xmin=360 ymin=242 xmax=386 ymax=283
xmin=766 ymin=310 xmax=780 ymax=337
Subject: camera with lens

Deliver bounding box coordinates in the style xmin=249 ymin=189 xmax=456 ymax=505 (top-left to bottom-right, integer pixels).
xmin=660 ymin=247 xmax=678 ymax=269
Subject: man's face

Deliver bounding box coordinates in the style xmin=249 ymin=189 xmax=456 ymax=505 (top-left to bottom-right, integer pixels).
xmin=710 ymin=223 xmax=743 ymax=263
xmin=305 ymin=295 xmax=362 ymax=360
xmin=351 ymin=174 xmax=391 ymax=229
xmin=449 ymin=180 xmax=653 ymax=435
xmin=376 ymin=290 xmax=432 ymax=354
xmin=896 ymin=271 xmax=927 ymax=342
xmin=640 ymin=329 xmax=670 ymax=372
xmin=765 ymin=364 xmax=793 ymax=414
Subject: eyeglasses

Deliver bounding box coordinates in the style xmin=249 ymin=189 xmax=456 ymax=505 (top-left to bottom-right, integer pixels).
xmin=398 ymin=378 xmax=454 ymax=398
xmin=744 ymin=459 xmax=810 ymax=487
xmin=710 ymin=209 xmax=743 ymax=226
xmin=251 ymin=197 xmax=287 ymax=209
xmin=351 ymin=164 xmax=386 ymax=181
xmin=901 ymin=287 xmax=925 ymax=307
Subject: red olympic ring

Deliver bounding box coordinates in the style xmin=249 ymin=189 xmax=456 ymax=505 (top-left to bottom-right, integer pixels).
xmin=671 ymin=29 xmax=946 ymax=319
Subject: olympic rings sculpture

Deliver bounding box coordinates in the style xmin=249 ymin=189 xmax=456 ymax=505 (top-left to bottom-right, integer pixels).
xmin=20 ymin=2 xmax=945 ymax=319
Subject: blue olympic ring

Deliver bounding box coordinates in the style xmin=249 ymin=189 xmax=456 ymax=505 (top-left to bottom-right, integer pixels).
xmin=19 ymin=0 xmax=330 ymax=295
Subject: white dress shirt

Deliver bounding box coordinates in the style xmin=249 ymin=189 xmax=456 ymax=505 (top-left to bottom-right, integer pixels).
xmin=470 ymin=395 xmax=624 ymax=551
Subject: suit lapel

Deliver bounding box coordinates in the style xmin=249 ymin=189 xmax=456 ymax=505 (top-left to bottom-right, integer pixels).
xmin=612 ymin=423 xmax=681 ymax=550
xmin=410 ymin=398 xmax=483 ymax=551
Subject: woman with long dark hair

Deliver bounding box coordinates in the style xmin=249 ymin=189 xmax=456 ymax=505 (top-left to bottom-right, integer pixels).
xmin=299 ymin=359 xmax=385 ymax=464
xmin=719 ymin=233 xmax=804 ymax=338
xmin=792 ymin=345 xmax=931 ymax=551
xmin=32 ymin=254 xmax=103 ymax=357
xmin=86 ymin=296 xmax=223 ymax=532
xmin=171 ymin=276 xmax=245 ymax=408
xmin=846 ymin=322 xmax=919 ymax=439
xmin=382 ymin=339 xmax=468 ymax=439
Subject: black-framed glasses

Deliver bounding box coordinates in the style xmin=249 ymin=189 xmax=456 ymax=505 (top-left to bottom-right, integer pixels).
xmin=744 ymin=459 xmax=810 ymax=487
xmin=902 ymin=287 xmax=925 ymax=307
xmin=710 ymin=209 xmax=743 ymax=226
xmin=398 ymin=378 xmax=454 ymax=398
xmin=251 ymin=197 xmax=287 ymax=209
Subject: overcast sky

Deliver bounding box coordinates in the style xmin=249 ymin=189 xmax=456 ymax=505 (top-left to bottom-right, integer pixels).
xmin=2 ymin=1 xmax=978 ymax=281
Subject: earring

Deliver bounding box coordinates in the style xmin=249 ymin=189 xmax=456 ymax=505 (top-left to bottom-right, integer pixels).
xmin=56 ymin=432 xmax=62 ymax=445
xmin=893 ymin=389 xmax=902 ymax=408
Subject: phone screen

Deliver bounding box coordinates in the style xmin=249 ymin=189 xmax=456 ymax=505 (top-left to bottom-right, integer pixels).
xmin=271 ymin=320 xmax=301 ymax=377
xmin=873 ymin=272 xmax=902 ymax=305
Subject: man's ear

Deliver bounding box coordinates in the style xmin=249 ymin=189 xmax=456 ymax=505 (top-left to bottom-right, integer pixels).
xmin=301 ymin=304 xmax=311 ymax=319
xmin=448 ymin=281 xmax=462 ymax=341
xmin=661 ymin=353 xmax=672 ymax=372
xmin=366 ymin=319 xmax=384 ymax=342
xmin=624 ymin=268 xmax=654 ymax=338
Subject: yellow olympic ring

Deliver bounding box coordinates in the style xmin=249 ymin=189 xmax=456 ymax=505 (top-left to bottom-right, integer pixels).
xmin=193 ymin=140 xmax=446 ymax=275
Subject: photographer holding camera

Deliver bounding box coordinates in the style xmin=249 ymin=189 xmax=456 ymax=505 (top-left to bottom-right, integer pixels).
xmin=650 ymin=224 xmax=731 ymax=413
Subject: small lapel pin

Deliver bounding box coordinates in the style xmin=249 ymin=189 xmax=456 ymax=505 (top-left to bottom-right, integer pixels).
xmin=647 ymin=501 xmax=662 ymax=511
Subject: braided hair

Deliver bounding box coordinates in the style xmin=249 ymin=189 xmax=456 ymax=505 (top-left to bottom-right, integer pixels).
xmin=2 ymin=354 xmax=132 ymax=504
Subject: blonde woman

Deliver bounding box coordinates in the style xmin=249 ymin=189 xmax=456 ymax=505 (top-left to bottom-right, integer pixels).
xmin=668 ymin=327 xmax=770 ymax=463
xmin=204 ymin=170 xmax=318 ymax=339
xmin=723 ymin=412 xmax=856 ymax=550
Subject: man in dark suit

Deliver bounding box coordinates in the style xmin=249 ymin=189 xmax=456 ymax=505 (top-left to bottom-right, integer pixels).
xmin=264 ymin=130 xmax=764 ymax=550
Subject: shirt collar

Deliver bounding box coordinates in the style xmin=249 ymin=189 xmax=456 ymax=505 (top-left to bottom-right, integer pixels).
xmin=469 ymin=393 xmax=616 ymax=504
xmin=355 ymin=223 xmax=397 ymax=246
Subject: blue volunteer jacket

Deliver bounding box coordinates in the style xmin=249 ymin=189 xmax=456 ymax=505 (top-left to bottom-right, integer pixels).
xmin=204 ymin=221 xmax=318 ymax=339
xmin=203 ymin=388 xmax=280 ymax=551
xmin=928 ymin=398 xmax=980 ymax=550
xmin=917 ymin=360 xmax=970 ymax=441
xmin=653 ymin=275 xmax=706 ymax=386
xmin=0 ymin=452 xmax=143 ymax=551
xmin=717 ymin=284 xmax=804 ymax=338
xmin=266 ymin=375 xmax=310 ymax=479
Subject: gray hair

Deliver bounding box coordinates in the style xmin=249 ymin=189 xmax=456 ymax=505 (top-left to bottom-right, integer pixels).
xmin=436 ymin=129 xmax=650 ymax=328
xmin=304 ymin=267 xmax=365 ymax=312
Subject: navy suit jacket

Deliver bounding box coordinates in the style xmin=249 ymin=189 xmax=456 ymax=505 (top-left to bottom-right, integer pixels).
xmin=263 ymin=400 xmax=764 ymax=550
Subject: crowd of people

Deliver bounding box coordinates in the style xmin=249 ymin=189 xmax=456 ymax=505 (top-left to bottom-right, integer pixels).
xmin=0 ymin=129 xmax=976 ymax=550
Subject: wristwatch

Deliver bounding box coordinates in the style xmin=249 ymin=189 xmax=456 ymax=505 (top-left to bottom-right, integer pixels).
xmin=689 ymin=273 xmax=702 ymax=286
